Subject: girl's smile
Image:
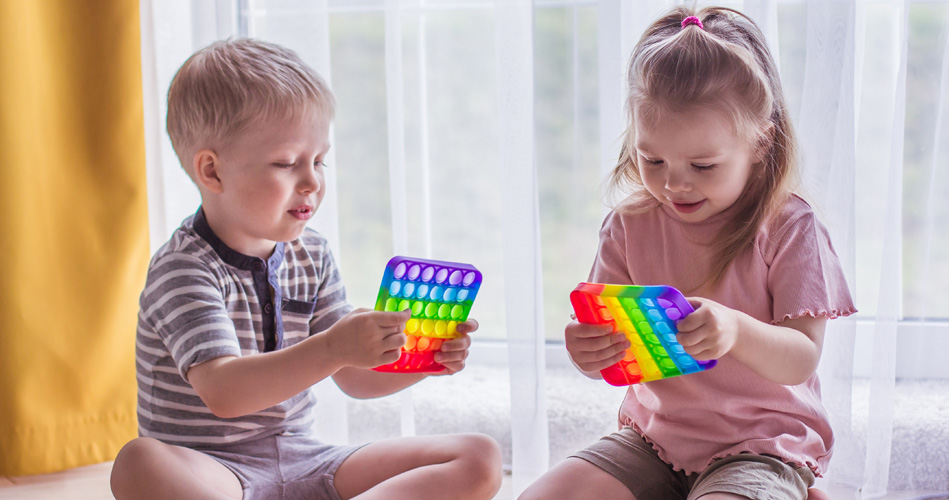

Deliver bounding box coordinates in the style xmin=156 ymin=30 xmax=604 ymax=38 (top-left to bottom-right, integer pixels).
xmin=671 ymin=200 xmax=706 ymax=214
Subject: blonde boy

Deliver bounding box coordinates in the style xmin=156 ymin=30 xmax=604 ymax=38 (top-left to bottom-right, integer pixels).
xmin=110 ymin=38 xmax=501 ymax=500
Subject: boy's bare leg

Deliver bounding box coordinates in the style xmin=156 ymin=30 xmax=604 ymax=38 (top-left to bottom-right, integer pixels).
xmin=333 ymin=433 xmax=502 ymax=500
xmin=517 ymin=457 xmax=635 ymax=500
xmin=111 ymin=437 xmax=243 ymax=500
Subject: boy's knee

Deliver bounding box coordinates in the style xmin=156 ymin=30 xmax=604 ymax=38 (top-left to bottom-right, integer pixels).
xmin=111 ymin=437 xmax=164 ymax=495
xmin=462 ymin=433 xmax=502 ymax=466
xmin=456 ymin=433 xmax=503 ymax=492
xmin=114 ymin=437 xmax=164 ymax=466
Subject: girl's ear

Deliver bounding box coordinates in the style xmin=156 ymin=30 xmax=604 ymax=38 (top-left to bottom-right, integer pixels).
xmin=753 ymin=123 xmax=776 ymax=163
xmin=193 ymin=149 xmax=223 ymax=193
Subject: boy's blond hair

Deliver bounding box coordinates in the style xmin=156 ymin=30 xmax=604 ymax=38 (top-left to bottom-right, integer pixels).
xmin=609 ymin=6 xmax=798 ymax=291
xmin=166 ymin=38 xmax=335 ymax=174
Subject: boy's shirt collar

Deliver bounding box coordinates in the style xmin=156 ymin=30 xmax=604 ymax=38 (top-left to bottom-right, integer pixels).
xmin=193 ymin=206 xmax=287 ymax=352
xmin=192 ymin=206 xmax=285 ymax=272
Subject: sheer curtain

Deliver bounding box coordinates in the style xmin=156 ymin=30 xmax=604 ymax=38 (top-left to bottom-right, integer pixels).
xmin=139 ymin=0 xmax=949 ymax=497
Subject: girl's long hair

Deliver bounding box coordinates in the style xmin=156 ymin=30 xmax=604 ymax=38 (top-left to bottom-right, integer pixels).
xmin=608 ymin=6 xmax=799 ymax=291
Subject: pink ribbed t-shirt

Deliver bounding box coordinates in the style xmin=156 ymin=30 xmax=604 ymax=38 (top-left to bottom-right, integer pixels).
xmin=589 ymin=195 xmax=856 ymax=476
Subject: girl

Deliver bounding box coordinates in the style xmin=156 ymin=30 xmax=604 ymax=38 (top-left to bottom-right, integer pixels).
xmin=519 ymin=7 xmax=854 ymax=500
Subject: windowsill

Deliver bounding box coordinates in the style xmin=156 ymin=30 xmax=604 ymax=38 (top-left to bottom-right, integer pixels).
xmin=469 ymin=318 xmax=949 ymax=379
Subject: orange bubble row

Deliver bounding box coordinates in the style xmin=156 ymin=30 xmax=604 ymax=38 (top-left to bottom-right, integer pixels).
xmin=404 ymin=334 xmax=445 ymax=352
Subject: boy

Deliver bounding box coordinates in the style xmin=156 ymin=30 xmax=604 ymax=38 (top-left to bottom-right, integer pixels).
xmin=110 ymin=38 xmax=502 ymax=500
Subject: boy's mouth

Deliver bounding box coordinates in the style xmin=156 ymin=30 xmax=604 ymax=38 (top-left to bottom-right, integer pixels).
xmin=289 ymin=206 xmax=314 ymax=220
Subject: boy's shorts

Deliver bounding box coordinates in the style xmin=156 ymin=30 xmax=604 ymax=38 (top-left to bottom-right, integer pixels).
xmin=198 ymin=431 xmax=364 ymax=500
xmin=571 ymin=427 xmax=815 ymax=500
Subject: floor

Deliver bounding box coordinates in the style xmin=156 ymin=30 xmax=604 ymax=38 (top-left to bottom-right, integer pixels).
xmin=0 ymin=462 xmax=516 ymax=499
xmin=0 ymin=462 xmax=940 ymax=500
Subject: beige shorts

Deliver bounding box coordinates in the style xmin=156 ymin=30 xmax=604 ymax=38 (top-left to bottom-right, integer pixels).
xmin=571 ymin=427 xmax=815 ymax=500
xmin=198 ymin=432 xmax=364 ymax=500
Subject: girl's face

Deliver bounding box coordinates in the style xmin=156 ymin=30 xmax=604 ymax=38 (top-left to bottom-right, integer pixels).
xmin=634 ymin=106 xmax=757 ymax=223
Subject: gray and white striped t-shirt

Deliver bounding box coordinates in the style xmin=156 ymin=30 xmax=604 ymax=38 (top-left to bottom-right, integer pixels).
xmin=135 ymin=209 xmax=351 ymax=447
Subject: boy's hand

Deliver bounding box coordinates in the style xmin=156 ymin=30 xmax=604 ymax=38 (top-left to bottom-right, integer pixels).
xmin=564 ymin=320 xmax=630 ymax=374
xmin=432 ymin=318 xmax=478 ymax=375
xmin=675 ymin=297 xmax=739 ymax=361
xmin=324 ymin=308 xmax=411 ymax=369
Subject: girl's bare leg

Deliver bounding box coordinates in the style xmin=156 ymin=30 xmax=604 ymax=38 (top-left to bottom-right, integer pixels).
xmin=517 ymin=457 xmax=635 ymax=500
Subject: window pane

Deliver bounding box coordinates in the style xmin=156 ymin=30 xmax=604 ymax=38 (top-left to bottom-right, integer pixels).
xmin=903 ymin=2 xmax=949 ymax=320
xmin=535 ymin=5 xmax=603 ymax=341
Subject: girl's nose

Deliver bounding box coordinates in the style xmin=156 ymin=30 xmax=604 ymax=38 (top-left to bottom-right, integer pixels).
xmin=665 ymin=166 xmax=691 ymax=193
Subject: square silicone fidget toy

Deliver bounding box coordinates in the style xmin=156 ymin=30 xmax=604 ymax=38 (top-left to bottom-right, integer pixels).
xmin=372 ymin=256 xmax=482 ymax=373
xmin=569 ymin=283 xmax=716 ymax=386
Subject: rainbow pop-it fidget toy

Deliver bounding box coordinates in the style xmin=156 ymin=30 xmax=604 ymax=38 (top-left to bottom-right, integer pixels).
xmin=569 ymin=283 xmax=716 ymax=386
xmin=373 ymin=256 xmax=482 ymax=373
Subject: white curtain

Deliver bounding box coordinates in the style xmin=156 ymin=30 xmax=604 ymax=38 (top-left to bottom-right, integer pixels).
xmin=140 ymin=0 xmax=949 ymax=497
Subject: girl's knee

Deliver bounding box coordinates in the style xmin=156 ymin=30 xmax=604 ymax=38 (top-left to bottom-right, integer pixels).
xmin=517 ymin=484 xmax=544 ymax=500
xmin=806 ymin=488 xmax=832 ymax=500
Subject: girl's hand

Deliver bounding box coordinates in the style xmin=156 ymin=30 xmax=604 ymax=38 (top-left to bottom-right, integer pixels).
xmin=675 ymin=297 xmax=740 ymax=360
xmin=433 ymin=318 xmax=478 ymax=375
xmin=565 ymin=320 xmax=630 ymax=374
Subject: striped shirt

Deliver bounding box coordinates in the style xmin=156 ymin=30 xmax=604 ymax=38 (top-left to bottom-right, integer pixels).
xmin=135 ymin=208 xmax=351 ymax=447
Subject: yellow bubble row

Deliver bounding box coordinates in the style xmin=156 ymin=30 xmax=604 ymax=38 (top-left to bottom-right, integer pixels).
xmin=404 ymin=318 xmax=459 ymax=339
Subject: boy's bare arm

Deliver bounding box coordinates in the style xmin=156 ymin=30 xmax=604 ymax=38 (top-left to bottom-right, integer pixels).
xmin=331 ymin=367 xmax=428 ymax=399
xmin=188 ymin=308 xmax=410 ymax=418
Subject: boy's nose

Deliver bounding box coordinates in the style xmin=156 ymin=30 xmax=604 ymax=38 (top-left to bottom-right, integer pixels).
xmin=299 ymin=171 xmax=322 ymax=194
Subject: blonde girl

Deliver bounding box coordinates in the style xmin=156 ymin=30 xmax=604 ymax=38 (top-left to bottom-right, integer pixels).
xmin=520 ymin=7 xmax=855 ymax=500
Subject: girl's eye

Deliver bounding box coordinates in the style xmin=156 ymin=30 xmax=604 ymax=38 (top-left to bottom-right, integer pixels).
xmin=642 ymin=157 xmax=664 ymax=166
xmin=691 ymin=164 xmax=716 ymax=171
xmin=274 ymin=162 xmax=295 ymax=168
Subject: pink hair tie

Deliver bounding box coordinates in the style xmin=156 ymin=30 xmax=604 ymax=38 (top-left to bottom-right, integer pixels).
xmin=681 ymin=16 xmax=704 ymax=30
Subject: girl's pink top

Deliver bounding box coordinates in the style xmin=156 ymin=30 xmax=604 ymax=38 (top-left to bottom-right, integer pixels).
xmin=589 ymin=195 xmax=856 ymax=476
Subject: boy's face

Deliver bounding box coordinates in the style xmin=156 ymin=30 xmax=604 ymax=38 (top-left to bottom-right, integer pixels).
xmin=206 ymin=110 xmax=330 ymax=258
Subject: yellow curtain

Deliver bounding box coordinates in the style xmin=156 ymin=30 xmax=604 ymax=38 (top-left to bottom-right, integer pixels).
xmin=0 ymin=0 xmax=147 ymax=475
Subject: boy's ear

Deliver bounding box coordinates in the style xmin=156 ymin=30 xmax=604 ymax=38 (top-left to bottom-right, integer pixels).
xmin=193 ymin=149 xmax=223 ymax=194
